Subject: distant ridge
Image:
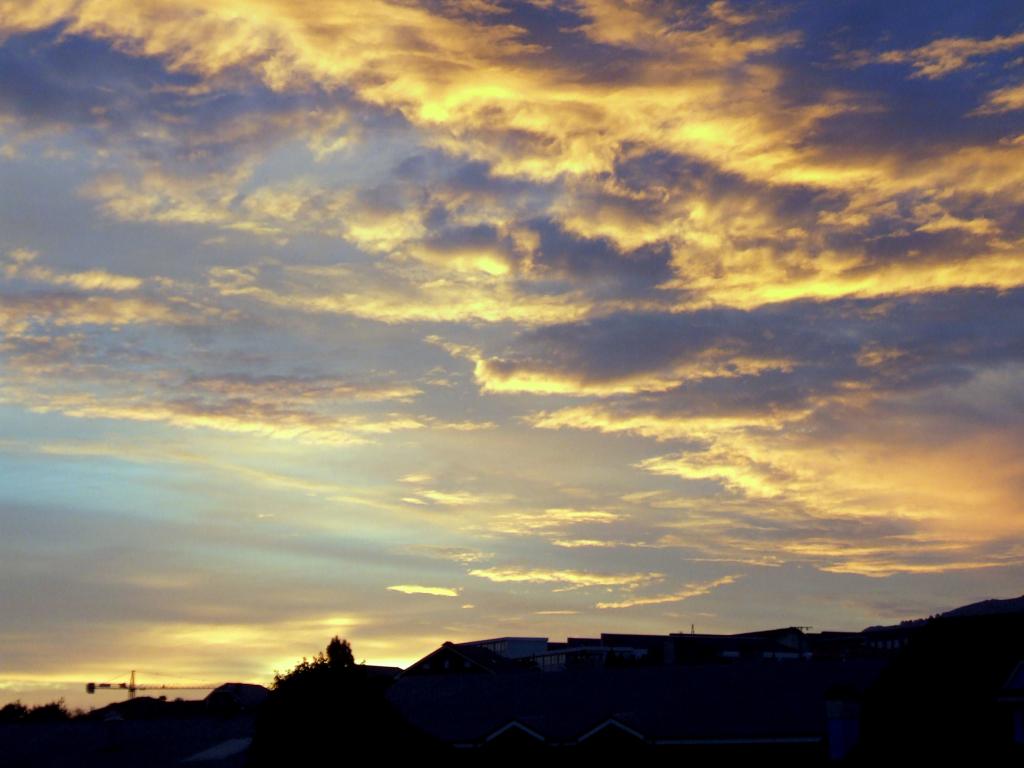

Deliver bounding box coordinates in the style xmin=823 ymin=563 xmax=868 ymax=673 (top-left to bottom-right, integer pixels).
xmin=940 ymin=594 xmax=1024 ymax=619
xmin=865 ymin=593 xmax=1024 ymax=632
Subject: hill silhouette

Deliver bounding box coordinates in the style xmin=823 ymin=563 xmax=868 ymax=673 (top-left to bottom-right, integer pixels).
xmin=941 ymin=594 xmax=1024 ymax=619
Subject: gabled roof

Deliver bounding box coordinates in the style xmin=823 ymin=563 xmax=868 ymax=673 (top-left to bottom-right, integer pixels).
xmin=1000 ymin=660 xmax=1024 ymax=701
xmin=485 ymin=720 xmax=546 ymax=743
xmin=577 ymin=717 xmax=646 ymax=743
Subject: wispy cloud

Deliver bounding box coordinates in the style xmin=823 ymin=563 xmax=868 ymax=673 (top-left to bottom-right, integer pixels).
xmin=870 ymin=32 xmax=1024 ymax=79
xmin=597 ymin=575 xmax=739 ymax=609
xmin=468 ymin=566 xmax=660 ymax=589
xmin=387 ymin=585 xmax=460 ymax=597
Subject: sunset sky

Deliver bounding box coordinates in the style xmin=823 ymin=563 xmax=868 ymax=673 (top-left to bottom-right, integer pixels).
xmin=3 ymin=0 xmax=1024 ymax=706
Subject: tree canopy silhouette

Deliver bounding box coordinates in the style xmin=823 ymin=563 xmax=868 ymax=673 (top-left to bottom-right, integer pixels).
xmin=267 ymin=634 xmax=355 ymax=698
xmin=249 ymin=636 xmax=437 ymax=765
xmin=0 ymin=699 xmax=72 ymax=723
xmin=326 ymin=636 xmax=355 ymax=669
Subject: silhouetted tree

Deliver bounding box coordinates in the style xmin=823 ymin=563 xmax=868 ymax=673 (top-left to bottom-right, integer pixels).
xmin=326 ymin=636 xmax=355 ymax=669
xmin=0 ymin=701 xmax=29 ymax=723
xmin=24 ymin=699 xmax=72 ymax=722
xmin=0 ymin=699 xmax=72 ymax=723
xmin=248 ymin=636 xmax=438 ymax=766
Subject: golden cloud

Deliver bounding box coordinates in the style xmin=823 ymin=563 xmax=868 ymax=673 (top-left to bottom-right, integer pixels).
xmin=22 ymin=393 xmax=424 ymax=445
xmin=4 ymin=249 xmax=142 ymax=291
xmin=471 ymin=352 xmax=792 ymax=396
xmin=406 ymin=488 xmax=509 ymax=507
xmin=529 ymin=368 xmax=1024 ymax=577
xmin=387 ymin=584 xmax=460 ymax=597
xmin=529 ymin=404 xmax=804 ymax=442
xmin=873 ymin=32 xmax=1024 ymax=79
xmin=5 ymin=2 xmax=1024 ymax=316
xmin=550 ymin=539 xmax=621 ymax=548
xmin=668 ymin=243 xmax=1024 ymax=311
xmin=0 ymin=249 xmax=227 ymax=339
xmin=0 ymin=355 xmax=428 ymax=448
xmin=975 ymin=82 xmax=1024 ymax=115
xmin=486 ymin=507 xmax=622 ymax=536
xmin=208 ymin=262 xmax=602 ymax=325
xmin=0 ymin=294 xmax=206 ymax=335
xmin=596 ymin=575 xmax=738 ymax=609
xmin=468 ymin=566 xmax=661 ymax=588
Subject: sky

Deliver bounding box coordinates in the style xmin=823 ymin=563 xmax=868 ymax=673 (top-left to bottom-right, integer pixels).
xmin=2 ymin=0 xmax=1024 ymax=707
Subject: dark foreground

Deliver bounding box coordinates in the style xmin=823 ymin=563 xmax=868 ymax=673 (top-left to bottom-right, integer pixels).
xmin=2 ymin=609 xmax=1023 ymax=766
xmin=0 ymin=715 xmax=256 ymax=768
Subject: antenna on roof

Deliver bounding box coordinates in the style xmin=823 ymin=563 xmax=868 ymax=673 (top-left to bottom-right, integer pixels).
xmin=691 ymin=624 xmax=695 ymax=635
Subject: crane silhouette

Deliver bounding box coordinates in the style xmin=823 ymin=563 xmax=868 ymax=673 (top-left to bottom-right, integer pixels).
xmin=86 ymin=670 xmax=214 ymax=699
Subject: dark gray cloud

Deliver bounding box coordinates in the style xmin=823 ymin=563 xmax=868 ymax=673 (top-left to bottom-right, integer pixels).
xmin=481 ymin=288 xmax=1024 ymax=404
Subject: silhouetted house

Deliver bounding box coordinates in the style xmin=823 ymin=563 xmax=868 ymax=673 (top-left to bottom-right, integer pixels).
xmin=84 ymin=696 xmax=205 ymax=721
xmin=806 ymin=631 xmax=866 ymax=660
xmin=531 ymin=645 xmax=646 ymax=671
xmin=387 ymin=659 xmax=886 ymax=759
xmin=860 ymin=624 xmax=914 ymax=652
xmin=402 ymin=641 xmax=534 ymax=676
xmin=664 ymin=627 xmax=812 ymax=663
xmin=406 ymin=626 xmax=911 ymax=680
xmin=412 ymin=629 xmax=825 ymax=675
xmin=999 ymin=661 xmax=1024 ymax=745
xmin=362 ymin=664 xmax=403 ymax=681
xmin=734 ymin=626 xmax=810 ymax=655
xmin=402 ymin=636 xmax=649 ymax=675
xmin=205 ymin=682 xmax=269 ymax=715
xmin=461 ymin=637 xmax=548 ymax=659
xmin=585 ymin=627 xmax=813 ymax=666
xmin=597 ymin=633 xmax=669 ymax=663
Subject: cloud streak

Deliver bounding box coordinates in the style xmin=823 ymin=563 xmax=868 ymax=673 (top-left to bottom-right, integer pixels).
xmin=596 ymin=575 xmax=739 ymax=609
xmin=387 ymin=585 xmax=460 ymax=597
xmin=468 ymin=567 xmax=661 ymax=589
